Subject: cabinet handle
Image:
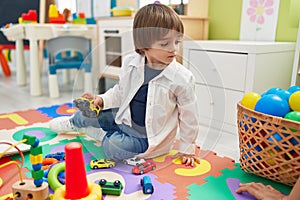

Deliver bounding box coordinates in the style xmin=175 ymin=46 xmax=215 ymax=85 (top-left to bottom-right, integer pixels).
xmin=104 ymin=30 xmax=119 ymax=34
xmin=210 ymin=102 xmax=214 ymax=105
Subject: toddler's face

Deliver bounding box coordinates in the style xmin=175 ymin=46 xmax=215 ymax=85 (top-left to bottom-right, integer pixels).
xmin=144 ymin=30 xmax=182 ymax=68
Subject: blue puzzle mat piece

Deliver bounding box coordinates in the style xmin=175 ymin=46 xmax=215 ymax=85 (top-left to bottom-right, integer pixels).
xmin=37 ymin=103 xmax=75 ymax=118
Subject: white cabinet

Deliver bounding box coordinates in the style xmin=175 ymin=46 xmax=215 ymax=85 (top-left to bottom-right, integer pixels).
xmin=97 ymin=17 xmax=134 ymax=91
xmin=183 ymin=40 xmax=295 ymax=135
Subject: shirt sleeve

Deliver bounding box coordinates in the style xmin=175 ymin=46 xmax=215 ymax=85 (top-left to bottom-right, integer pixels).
xmin=98 ymin=55 xmax=133 ymax=109
xmin=176 ymin=74 xmax=200 ymax=155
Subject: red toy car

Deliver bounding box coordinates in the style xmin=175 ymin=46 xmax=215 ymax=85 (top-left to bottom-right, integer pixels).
xmin=132 ymin=160 xmax=156 ymax=175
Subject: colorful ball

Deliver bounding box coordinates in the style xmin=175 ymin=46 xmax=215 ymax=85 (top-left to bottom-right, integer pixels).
xmin=266 ymin=87 xmax=282 ymax=94
xmin=284 ymin=111 xmax=300 ymax=122
xmin=289 ymin=91 xmax=300 ymax=111
xmin=241 ymin=92 xmax=261 ymax=110
xmin=275 ymin=90 xmax=291 ymax=101
xmin=284 ymin=111 xmax=300 ymax=132
xmin=254 ymin=94 xmax=290 ymax=117
xmin=288 ymin=85 xmax=300 ymax=94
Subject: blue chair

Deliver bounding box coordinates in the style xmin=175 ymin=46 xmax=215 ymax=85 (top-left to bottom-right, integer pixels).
xmin=46 ymin=36 xmax=93 ymax=98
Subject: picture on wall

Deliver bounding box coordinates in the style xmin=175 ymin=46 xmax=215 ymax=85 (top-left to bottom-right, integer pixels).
xmin=239 ymin=0 xmax=280 ymax=41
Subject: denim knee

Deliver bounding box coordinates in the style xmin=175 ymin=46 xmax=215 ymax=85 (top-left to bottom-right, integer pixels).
xmin=102 ymin=134 xmax=137 ymax=161
xmin=101 ymin=132 xmax=148 ymax=161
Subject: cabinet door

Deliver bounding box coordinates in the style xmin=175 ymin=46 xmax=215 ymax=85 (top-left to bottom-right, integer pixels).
xmin=188 ymin=50 xmax=248 ymax=91
xmin=195 ymin=84 xmax=244 ymax=134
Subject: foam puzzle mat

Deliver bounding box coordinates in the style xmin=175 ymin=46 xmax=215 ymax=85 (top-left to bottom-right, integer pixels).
xmin=0 ymin=103 xmax=293 ymax=199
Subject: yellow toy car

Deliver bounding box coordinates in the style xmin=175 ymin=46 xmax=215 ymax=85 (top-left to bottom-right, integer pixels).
xmin=73 ymin=97 xmax=101 ymax=118
xmin=90 ymin=159 xmax=115 ymax=169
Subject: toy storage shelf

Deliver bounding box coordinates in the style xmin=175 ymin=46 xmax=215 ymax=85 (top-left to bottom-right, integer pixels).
xmin=183 ymin=40 xmax=296 ymax=135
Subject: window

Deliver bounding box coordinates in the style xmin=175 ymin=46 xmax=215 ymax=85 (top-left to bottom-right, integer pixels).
xmin=56 ymin=0 xmax=77 ymax=14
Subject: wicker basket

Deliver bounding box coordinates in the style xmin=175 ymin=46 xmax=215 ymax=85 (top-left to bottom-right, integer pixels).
xmin=237 ymin=102 xmax=300 ymax=186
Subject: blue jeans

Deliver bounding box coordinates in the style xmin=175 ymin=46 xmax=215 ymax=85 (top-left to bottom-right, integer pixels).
xmin=72 ymin=109 xmax=149 ymax=161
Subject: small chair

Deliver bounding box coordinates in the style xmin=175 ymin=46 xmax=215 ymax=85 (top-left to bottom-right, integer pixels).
xmin=46 ymin=36 xmax=93 ymax=98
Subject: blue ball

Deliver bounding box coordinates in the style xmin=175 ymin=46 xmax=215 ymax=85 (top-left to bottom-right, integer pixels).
xmin=266 ymin=87 xmax=282 ymax=94
xmin=288 ymin=85 xmax=300 ymax=94
xmin=275 ymin=90 xmax=291 ymax=101
xmin=254 ymin=94 xmax=290 ymax=117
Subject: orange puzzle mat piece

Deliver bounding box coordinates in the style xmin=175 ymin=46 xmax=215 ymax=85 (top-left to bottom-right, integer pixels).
xmin=0 ymin=110 xmax=50 ymax=130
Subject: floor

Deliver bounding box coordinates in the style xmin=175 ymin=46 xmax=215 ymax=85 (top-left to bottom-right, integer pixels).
xmin=0 ymin=61 xmax=240 ymax=162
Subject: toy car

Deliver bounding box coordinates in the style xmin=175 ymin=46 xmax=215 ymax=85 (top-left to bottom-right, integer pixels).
xmin=90 ymin=159 xmax=115 ymax=169
xmin=73 ymin=97 xmax=101 ymax=118
xmin=123 ymin=157 xmax=146 ymax=166
xmin=132 ymin=160 xmax=156 ymax=175
xmin=141 ymin=175 xmax=154 ymax=194
xmin=45 ymin=152 xmax=65 ymax=161
xmin=98 ymin=179 xmax=123 ymax=196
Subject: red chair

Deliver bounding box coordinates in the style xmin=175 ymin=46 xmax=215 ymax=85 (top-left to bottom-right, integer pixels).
xmin=0 ymin=44 xmax=12 ymax=76
xmin=0 ymin=44 xmax=29 ymax=77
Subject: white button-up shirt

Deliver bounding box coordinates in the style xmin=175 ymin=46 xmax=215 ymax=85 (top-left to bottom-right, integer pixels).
xmin=99 ymin=53 xmax=200 ymax=158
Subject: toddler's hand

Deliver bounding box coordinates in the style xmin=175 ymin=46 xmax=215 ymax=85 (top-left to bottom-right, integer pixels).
xmin=173 ymin=152 xmax=200 ymax=167
xmin=81 ymin=92 xmax=103 ymax=108
xmin=236 ymin=182 xmax=287 ymax=200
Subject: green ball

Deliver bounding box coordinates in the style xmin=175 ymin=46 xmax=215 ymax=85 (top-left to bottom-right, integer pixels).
xmin=284 ymin=111 xmax=300 ymax=132
xmin=285 ymin=111 xmax=300 ymax=122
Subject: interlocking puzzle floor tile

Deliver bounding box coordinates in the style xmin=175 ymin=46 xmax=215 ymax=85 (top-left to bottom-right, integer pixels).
xmin=0 ymin=103 xmax=254 ymax=200
xmin=152 ymin=148 xmax=236 ymax=200
xmin=187 ymin=163 xmax=292 ymax=200
xmin=0 ymin=109 xmax=50 ymax=130
xmin=37 ymin=103 xmax=77 ymax=118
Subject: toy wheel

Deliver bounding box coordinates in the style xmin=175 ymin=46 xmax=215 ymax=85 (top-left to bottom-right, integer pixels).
xmin=114 ymin=180 xmax=121 ymax=186
xmin=152 ymin=166 xmax=156 ymax=170
xmin=108 ymin=164 xmax=113 ymax=168
xmin=140 ymin=179 xmax=144 ymax=186
xmin=140 ymin=170 xmax=144 ymax=175
xmin=99 ymin=179 xmax=106 ymax=186
xmin=93 ymin=166 xmax=99 ymax=169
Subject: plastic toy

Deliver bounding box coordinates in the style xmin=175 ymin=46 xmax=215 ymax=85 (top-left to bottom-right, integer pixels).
xmin=72 ymin=12 xmax=87 ymax=24
xmin=48 ymin=4 xmax=66 ymax=24
xmin=0 ymin=135 xmax=49 ymax=199
xmin=90 ymin=159 xmax=115 ymax=169
xmin=132 ymin=160 xmax=156 ymax=175
xmin=284 ymin=111 xmax=300 ymax=132
xmin=42 ymin=157 xmax=58 ymax=170
xmin=140 ymin=176 xmax=154 ymax=194
xmin=45 ymin=152 xmax=65 ymax=161
xmin=98 ymin=179 xmax=123 ymax=196
xmin=289 ymin=91 xmax=300 ymax=112
xmin=48 ymin=162 xmax=65 ymax=191
xmin=266 ymin=87 xmax=282 ymax=95
xmin=275 ymin=90 xmax=291 ymax=101
xmin=241 ymin=92 xmax=261 ymax=110
xmin=21 ymin=10 xmax=38 ymax=23
xmin=73 ymin=97 xmax=101 ymax=118
xmin=288 ymin=85 xmax=300 ymax=94
xmin=254 ymin=94 xmax=290 ymax=117
xmin=52 ymin=142 xmax=102 ymax=199
xmin=123 ymin=157 xmax=146 ymax=166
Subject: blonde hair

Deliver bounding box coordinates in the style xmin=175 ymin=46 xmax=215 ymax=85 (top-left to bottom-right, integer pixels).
xmin=133 ymin=3 xmax=184 ymax=55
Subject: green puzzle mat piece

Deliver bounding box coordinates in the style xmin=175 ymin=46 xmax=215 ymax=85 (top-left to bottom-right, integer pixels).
xmin=11 ymin=127 xmax=106 ymax=177
xmin=187 ymin=163 xmax=292 ymax=200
